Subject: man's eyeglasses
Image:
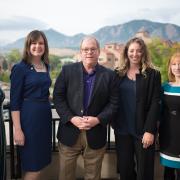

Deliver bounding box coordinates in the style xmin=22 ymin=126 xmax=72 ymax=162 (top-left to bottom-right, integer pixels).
xmin=81 ymin=48 xmax=98 ymax=54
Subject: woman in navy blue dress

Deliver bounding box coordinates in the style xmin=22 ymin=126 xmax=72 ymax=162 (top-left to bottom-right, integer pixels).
xmin=10 ymin=30 xmax=52 ymax=180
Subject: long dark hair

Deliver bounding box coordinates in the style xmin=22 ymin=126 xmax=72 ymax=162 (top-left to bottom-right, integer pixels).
xmin=22 ymin=30 xmax=49 ymax=64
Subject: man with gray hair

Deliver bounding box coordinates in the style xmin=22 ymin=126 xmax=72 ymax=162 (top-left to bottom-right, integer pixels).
xmin=53 ymin=36 xmax=119 ymax=180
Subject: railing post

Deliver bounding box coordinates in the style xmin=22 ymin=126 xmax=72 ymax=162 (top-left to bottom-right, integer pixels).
xmin=0 ymin=88 xmax=6 ymax=180
xmin=107 ymin=124 xmax=111 ymax=150
xmin=52 ymin=119 xmax=56 ymax=151
xmin=8 ymin=111 xmax=15 ymax=179
xmin=5 ymin=104 xmax=115 ymax=179
xmin=8 ymin=111 xmax=22 ymax=179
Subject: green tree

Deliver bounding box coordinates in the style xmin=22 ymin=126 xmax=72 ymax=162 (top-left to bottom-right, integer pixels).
xmin=6 ymin=49 xmax=21 ymax=63
xmin=148 ymin=38 xmax=176 ymax=83
xmin=0 ymin=71 xmax=10 ymax=82
xmin=49 ymin=55 xmax=62 ymax=71
xmin=2 ymin=60 xmax=8 ymax=70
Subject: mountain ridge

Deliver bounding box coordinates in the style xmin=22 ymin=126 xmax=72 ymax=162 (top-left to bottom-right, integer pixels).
xmin=3 ymin=19 xmax=180 ymax=49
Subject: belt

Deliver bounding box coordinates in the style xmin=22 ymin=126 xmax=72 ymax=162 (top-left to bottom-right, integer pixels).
xmin=24 ymin=98 xmax=48 ymax=102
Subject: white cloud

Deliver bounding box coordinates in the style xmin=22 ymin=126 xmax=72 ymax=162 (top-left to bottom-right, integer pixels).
xmin=0 ymin=0 xmax=179 ymax=42
xmin=101 ymin=7 xmax=180 ymax=27
xmin=0 ymin=16 xmax=49 ymax=31
xmin=0 ymin=16 xmax=49 ymax=43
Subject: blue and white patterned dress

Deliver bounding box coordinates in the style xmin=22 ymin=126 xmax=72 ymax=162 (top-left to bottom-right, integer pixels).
xmin=159 ymin=82 xmax=180 ymax=168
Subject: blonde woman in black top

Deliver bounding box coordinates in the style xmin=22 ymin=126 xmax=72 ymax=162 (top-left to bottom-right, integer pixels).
xmin=113 ymin=37 xmax=161 ymax=180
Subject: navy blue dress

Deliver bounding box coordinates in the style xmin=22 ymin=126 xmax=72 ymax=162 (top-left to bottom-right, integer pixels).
xmin=10 ymin=60 xmax=52 ymax=171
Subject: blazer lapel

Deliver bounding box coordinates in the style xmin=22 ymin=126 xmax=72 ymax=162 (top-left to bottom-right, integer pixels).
xmin=78 ymin=63 xmax=84 ymax=102
xmin=136 ymin=73 xmax=147 ymax=101
xmin=88 ymin=65 xmax=103 ymax=107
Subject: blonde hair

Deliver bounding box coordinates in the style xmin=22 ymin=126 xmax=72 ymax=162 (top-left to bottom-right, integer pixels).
xmin=116 ymin=37 xmax=154 ymax=76
xmin=168 ymin=52 xmax=180 ymax=82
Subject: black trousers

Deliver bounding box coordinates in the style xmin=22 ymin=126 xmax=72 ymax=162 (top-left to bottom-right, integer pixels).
xmin=164 ymin=167 xmax=180 ymax=180
xmin=115 ymin=134 xmax=155 ymax=180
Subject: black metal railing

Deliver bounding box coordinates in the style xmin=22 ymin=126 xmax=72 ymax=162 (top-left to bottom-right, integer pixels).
xmin=3 ymin=103 xmax=115 ymax=179
xmin=0 ymin=88 xmax=6 ymax=180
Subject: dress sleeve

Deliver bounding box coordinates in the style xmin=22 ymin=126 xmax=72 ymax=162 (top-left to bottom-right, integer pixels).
xmin=10 ymin=64 xmax=25 ymax=111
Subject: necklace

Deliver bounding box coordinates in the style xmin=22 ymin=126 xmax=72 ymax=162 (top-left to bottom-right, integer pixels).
xmin=127 ymin=72 xmax=136 ymax=81
xmin=127 ymin=69 xmax=139 ymax=81
xmin=32 ymin=61 xmax=45 ymax=70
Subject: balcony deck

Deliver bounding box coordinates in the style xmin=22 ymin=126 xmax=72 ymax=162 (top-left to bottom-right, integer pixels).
xmin=6 ymin=151 xmax=164 ymax=180
xmin=3 ymin=104 xmax=164 ymax=180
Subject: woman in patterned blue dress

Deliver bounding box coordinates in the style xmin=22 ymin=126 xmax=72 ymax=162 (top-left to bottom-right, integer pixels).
xmin=10 ymin=30 xmax=52 ymax=180
xmin=159 ymin=52 xmax=180 ymax=180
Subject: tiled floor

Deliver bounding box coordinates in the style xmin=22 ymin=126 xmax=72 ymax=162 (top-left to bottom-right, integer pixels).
xmin=6 ymin=152 xmax=164 ymax=180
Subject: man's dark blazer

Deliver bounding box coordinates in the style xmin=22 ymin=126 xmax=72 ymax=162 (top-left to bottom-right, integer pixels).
xmin=53 ymin=62 xmax=119 ymax=149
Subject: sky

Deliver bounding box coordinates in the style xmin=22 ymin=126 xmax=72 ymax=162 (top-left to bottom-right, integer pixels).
xmin=0 ymin=0 xmax=180 ymax=43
